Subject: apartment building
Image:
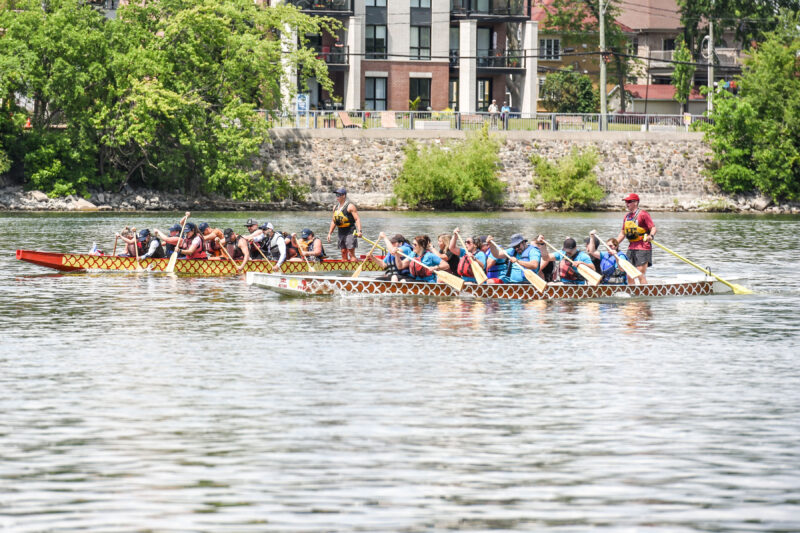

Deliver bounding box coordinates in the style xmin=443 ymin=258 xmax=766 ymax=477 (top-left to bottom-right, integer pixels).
xmin=274 ymin=0 xmax=540 ymax=113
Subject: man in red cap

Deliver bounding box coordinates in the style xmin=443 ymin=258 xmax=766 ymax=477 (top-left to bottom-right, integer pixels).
xmin=616 ymin=193 xmax=657 ymax=283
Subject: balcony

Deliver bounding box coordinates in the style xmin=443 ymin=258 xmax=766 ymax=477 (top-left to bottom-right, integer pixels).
xmin=285 ymin=0 xmax=353 ymax=17
xmin=450 ymin=49 xmax=525 ymax=71
xmin=649 ymin=48 xmax=744 ymax=69
xmin=315 ymin=45 xmax=349 ymax=69
xmin=450 ymin=0 xmax=531 ymax=22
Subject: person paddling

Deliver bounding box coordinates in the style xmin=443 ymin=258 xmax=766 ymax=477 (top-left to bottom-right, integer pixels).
xmin=396 ymin=234 xmax=449 ymax=283
xmin=371 ymin=233 xmax=414 ymax=281
xmin=261 ymin=223 xmax=289 ymax=272
xmin=615 ymin=193 xmax=657 ymax=284
xmin=294 ymin=229 xmax=325 ymax=263
xmin=199 ymin=222 xmax=225 ymax=259
xmin=586 ymin=231 xmax=630 ymax=285
xmin=540 ymin=237 xmax=596 ymax=284
xmin=222 ymin=228 xmax=250 ymax=272
xmin=448 ymin=228 xmax=487 ymax=283
xmin=115 ymin=228 xmax=136 ymax=257
xmin=485 ymin=234 xmax=528 ymax=284
xmin=178 ymin=222 xmax=207 ymax=260
xmin=136 ymin=229 xmax=165 ymax=259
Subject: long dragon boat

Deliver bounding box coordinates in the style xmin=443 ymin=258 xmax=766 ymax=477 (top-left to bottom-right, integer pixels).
xmin=246 ymin=272 xmax=734 ymax=300
xmin=16 ymin=249 xmax=383 ymax=276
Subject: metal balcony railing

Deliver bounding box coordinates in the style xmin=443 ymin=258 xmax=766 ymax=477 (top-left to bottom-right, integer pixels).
xmin=477 ymin=49 xmax=525 ymax=68
xmin=315 ymin=45 xmax=349 ymax=65
xmin=450 ymin=0 xmax=530 ymax=18
xmin=285 ymin=0 xmax=353 ymax=14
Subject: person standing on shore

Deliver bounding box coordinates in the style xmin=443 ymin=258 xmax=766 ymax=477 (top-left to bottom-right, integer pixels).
xmin=615 ymin=193 xmax=657 ymax=284
xmin=327 ymin=187 xmax=362 ymax=261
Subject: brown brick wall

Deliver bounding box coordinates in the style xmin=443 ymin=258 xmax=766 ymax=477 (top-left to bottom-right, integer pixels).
xmin=362 ymin=61 xmax=451 ymax=110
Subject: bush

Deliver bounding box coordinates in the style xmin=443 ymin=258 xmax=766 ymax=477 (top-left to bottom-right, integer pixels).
xmin=394 ymin=127 xmax=505 ymax=209
xmin=530 ymin=147 xmax=605 ymax=210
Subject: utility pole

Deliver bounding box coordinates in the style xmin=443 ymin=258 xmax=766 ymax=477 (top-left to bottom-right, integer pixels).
xmin=599 ymin=0 xmax=607 ymax=130
xmin=707 ymin=5 xmax=714 ymax=113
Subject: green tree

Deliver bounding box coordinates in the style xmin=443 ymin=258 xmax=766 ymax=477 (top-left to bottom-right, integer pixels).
xmin=394 ymin=127 xmax=505 ymax=209
xmin=703 ymin=10 xmax=800 ymax=200
xmin=530 ymin=147 xmax=605 ymax=210
xmin=540 ymin=68 xmax=599 ymax=113
xmin=671 ymin=38 xmax=696 ymax=114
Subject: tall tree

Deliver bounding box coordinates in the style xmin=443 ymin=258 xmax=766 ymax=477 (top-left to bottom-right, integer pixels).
xmin=540 ymin=68 xmax=599 ymax=113
xmin=671 ymin=38 xmax=696 ymax=114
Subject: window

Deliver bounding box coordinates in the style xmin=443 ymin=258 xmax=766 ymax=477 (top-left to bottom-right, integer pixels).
xmin=365 ymin=77 xmax=387 ymax=110
xmin=365 ymin=0 xmax=385 ymax=6
xmin=410 ymin=26 xmax=431 ymax=60
xmin=409 ymin=78 xmax=431 ymax=110
xmin=477 ymin=79 xmax=492 ymax=111
xmin=663 ymin=38 xmax=675 ymax=51
xmin=410 ymin=0 xmax=430 ymax=6
xmin=449 ymin=79 xmax=458 ymax=110
xmin=539 ymin=38 xmax=560 ymax=60
xmin=630 ymin=37 xmax=639 ymax=57
xmin=366 ymin=25 xmax=387 ymax=59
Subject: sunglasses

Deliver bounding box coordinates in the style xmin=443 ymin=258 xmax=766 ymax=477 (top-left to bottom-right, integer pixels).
xmin=465 ymin=240 xmax=473 ymax=244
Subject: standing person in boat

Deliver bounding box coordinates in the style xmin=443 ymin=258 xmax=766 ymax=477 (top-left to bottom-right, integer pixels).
xmin=222 ymin=228 xmax=250 ymax=272
xmin=616 ymin=193 xmax=657 ymax=284
xmin=586 ymin=231 xmax=630 ymax=285
xmin=370 ymin=233 xmax=414 ymax=281
xmin=399 ymin=234 xmax=450 ymax=283
xmin=136 ymin=229 xmax=165 ymax=259
xmin=539 ymin=237 xmax=596 ymax=284
xmin=327 ymin=187 xmax=362 ymax=261
xmin=293 ymin=229 xmax=325 ymax=262
xmin=177 ymin=222 xmax=207 ymax=260
xmin=199 ymin=222 xmax=225 ymax=259
xmin=437 ymin=233 xmax=461 ymax=274
xmin=485 ymin=234 xmax=527 ymax=284
xmin=448 ymin=228 xmax=487 ymax=283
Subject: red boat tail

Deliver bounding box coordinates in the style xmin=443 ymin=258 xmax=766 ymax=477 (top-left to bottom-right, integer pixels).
xmin=16 ymin=250 xmax=87 ymax=272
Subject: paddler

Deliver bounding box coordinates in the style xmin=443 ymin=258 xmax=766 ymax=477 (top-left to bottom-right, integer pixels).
xmin=293 ymin=229 xmax=325 ymax=262
xmin=396 ymin=234 xmax=449 ymax=283
xmin=615 ymin=193 xmax=656 ymax=284
xmin=448 ymin=228 xmax=487 ymax=283
xmin=539 ymin=237 xmax=596 ymax=284
xmin=136 ymin=229 xmax=165 ymax=259
xmin=586 ymin=231 xmax=630 ymax=285
xmin=485 ymin=234 xmax=528 ymax=284
xmin=261 ymin=222 xmax=288 ymax=272
xmin=371 ymin=233 xmax=414 ymax=281
xmin=199 ymin=222 xmax=225 ymax=259
xmin=327 ymin=187 xmax=362 ymax=261
xmin=177 ymin=222 xmax=207 ymax=260
xmin=222 ymin=228 xmax=250 ymax=272
xmin=153 ymin=212 xmax=191 ymax=257
xmin=115 ymin=227 xmax=136 ymax=257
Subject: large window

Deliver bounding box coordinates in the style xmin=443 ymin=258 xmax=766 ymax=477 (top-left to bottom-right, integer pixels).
xmin=409 ymin=78 xmax=431 ymax=110
xmin=365 ymin=77 xmax=387 ymax=110
xmin=410 ymin=26 xmax=431 ymax=60
xmin=366 ymin=25 xmax=387 ymax=59
xmin=539 ymin=38 xmax=560 ymax=60
xmin=449 ymin=79 xmax=458 ymax=110
xmin=477 ymin=78 xmax=491 ymax=111
xmin=365 ymin=0 xmax=385 ymax=6
xmin=410 ymin=0 xmax=430 ymax=6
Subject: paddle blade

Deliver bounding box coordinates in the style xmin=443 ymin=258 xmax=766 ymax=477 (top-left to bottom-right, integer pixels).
xmin=165 ymin=251 xmax=178 ymax=273
xmin=437 ymin=270 xmax=465 ymax=291
xmin=732 ymin=284 xmax=753 ymax=295
xmin=471 ymin=260 xmax=488 ymax=285
xmin=618 ymin=257 xmax=642 ymax=279
xmin=351 ymin=265 xmax=363 ymax=278
xmin=135 ymin=260 xmax=144 ymax=272
xmin=523 ymin=268 xmax=548 ymax=292
xmin=577 ymin=264 xmax=603 ymax=286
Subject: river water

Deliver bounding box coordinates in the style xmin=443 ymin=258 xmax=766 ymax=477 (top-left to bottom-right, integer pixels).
xmin=2 ymin=211 xmax=799 ymax=532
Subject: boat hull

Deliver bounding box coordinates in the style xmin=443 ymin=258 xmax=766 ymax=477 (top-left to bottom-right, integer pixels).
xmin=16 ymin=250 xmax=382 ymax=276
xmin=246 ymin=272 xmax=732 ymax=300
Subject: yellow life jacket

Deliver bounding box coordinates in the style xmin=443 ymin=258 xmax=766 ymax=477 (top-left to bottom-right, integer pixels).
xmin=332 ymin=200 xmax=354 ymax=228
xmin=624 ymin=210 xmax=647 ymax=241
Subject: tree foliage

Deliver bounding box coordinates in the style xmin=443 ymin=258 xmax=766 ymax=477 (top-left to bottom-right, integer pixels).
xmin=0 ymin=0 xmax=335 ymax=199
xmin=671 ymin=38 xmax=696 ymax=113
xmin=540 ymin=68 xmax=599 ymax=113
xmin=394 ymin=127 xmax=505 ymax=209
xmin=703 ymin=10 xmax=800 ymax=201
xmin=530 ymin=147 xmax=605 ymax=210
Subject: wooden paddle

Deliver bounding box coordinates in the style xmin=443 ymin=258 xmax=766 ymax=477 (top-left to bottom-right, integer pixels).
xmin=395 ymin=248 xmax=464 ymax=292
xmin=217 ymin=237 xmax=244 ymax=273
xmin=351 ymin=235 xmax=380 ymax=278
xmin=131 ymin=227 xmax=144 ymax=272
xmin=542 ymin=239 xmax=603 ymax=286
xmin=591 ymin=231 xmax=642 ymax=281
xmin=650 ymin=239 xmax=752 ymax=295
xmin=292 ymin=234 xmax=316 ymax=273
xmin=112 ymin=235 xmax=119 ymax=256
xmin=250 ymin=237 xmax=275 ymax=270
xmin=455 ymin=232 xmax=488 ymax=285
xmin=486 ymin=237 xmax=547 ymax=292
xmin=165 ymin=218 xmax=189 ymax=274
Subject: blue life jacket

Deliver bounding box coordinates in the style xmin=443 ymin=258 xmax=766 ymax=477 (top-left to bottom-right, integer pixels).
xmin=600 ymin=252 xmax=628 ymax=285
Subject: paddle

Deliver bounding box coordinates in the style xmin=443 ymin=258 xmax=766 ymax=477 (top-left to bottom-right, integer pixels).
xmin=165 ymin=217 xmax=189 ymax=274
xmin=394 ymin=248 xmax=464 ymax=292
xmin=650 ymin=239 xmax=752 ymax=295
xmin=591 ymin=230 xmax=642 ymax=281
xmin=542 ymin=239 xmax=603 ymax=286
xmin=250 ymin=238 xmax=275 ymax=270
xmin=293 ymin=234 xmax=316 ymax=273
xmin=351 ymin=234 xmax=380 ymax=278
xmin=486 ymin=237 xmax=547 ymax=292
xmin=455 ymin=232 xmax=488 ymax=285
xmin=131 ymin=227 xmax=144 ymax=272
xmin=217 ymin=238 xmax=245 ymax=273
xmin=360 ymin=234 xmax=388 ymax=254
xmin=112 ymin=235 xmax=119 ymax=256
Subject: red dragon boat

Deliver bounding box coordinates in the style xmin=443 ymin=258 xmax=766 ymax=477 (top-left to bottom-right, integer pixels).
xmin=245 ymin=272 xmax=734 ymax=300
xmin=16 ymin=249 xmax=383 ymax=276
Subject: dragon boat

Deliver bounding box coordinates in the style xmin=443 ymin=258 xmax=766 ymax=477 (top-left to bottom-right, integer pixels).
xmin=246 ymin=272 xmax=734 ymax=300
xmin=15 ymin=249 xmax=383 ymax=276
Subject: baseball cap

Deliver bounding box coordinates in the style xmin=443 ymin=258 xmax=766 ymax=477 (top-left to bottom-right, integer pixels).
xmin=223 ymin=228 xmax=234 ymax=240
xmin=183 ymin=222 xmax=197 ymax=234
xmin=137 ymin=229 xmax=150 ymax=241
xmin=245 ymin=218 xmax=259 ymax=227
xmin=198 ymin=222 xmax=210 ymax=232
xmin=509 ymin=233 xmax=526 ymax=247
xmin=334 ymin=187 xmax=347 ymax=195
xmin=301 ymin=228 xmax=313 ymax=239
xmin=168 ymin=223 xmax=181 ymax=233
xmin=623 ymin=193 xmax=640 ymax=202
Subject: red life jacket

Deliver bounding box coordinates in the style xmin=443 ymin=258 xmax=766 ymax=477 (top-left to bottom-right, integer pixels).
xmin=183 ymin=235 xmax=207 ymax=259
xmin=409 ymin=254 xmax=434 ymax=279
xmin=457 ymin=254 xmax=473 ymax=278
xmin=558 ymin=257 xmax=580 ymax=282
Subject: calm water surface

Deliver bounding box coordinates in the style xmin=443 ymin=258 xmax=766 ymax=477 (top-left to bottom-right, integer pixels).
xmin=2 ymin=211 xmax=800 ymax=532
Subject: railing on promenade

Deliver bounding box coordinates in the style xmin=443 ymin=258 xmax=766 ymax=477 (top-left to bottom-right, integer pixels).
xmin=264 ymin=110 xmax=710 ymax=133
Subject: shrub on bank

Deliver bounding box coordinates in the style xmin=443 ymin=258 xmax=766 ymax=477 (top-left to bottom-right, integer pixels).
xmin=530 ymin=147 xmax=605 ymax=210
xmin=393 ymin=127 xmax=505 ymax=209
